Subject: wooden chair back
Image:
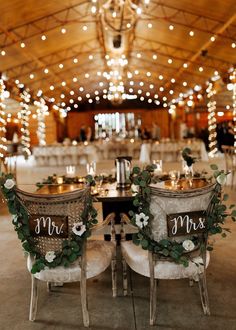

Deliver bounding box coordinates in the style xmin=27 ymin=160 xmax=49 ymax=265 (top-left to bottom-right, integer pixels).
xmin=15 ymin=187 xmax=90 ymax=257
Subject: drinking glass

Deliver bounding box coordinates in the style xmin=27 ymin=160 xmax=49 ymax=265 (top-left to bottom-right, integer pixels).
xmin=95 ymin=174 xmax=104 ymax=191
xmin=169 ymin=170 xmax=180 ymax=188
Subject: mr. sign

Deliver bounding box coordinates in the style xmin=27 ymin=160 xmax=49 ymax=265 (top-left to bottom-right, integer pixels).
xmin=167 ymin=210 xmax=206 ymax=237
xmin=29 ymin=215 xmax=68 ymax=238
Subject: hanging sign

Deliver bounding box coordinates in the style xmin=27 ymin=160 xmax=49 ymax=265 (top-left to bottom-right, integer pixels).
xmin=29 ymin=215 xmax=68 ymax=238
xmin=167 ymin=210 xmax=206 ymax=237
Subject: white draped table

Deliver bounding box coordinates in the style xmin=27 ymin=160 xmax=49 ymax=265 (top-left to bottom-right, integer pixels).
xmin=32 ymin=139 xmax=208 ymax=166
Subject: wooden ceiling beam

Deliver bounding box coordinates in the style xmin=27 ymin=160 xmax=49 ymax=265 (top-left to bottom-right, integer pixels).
xmin=141 ymin=1 xmax=236 ymax=41
xmin=134 ymin=37 xmax=234 ymax=68
xmin=0 ymin=1 xmax=96 ymax=49
xmin=164 ymin=12 xmax=236 ymax=90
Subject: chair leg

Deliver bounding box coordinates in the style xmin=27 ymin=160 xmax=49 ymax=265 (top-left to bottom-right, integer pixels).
xmin=122 ymin=257 xmax=128 ymax=296
xmin=111 ymin=250 xmax=117 ymax=298
xmin=189 ymin=278 xmax=194 ymax=287
xmin=231 ymin=171 xmax=235 ymax=189
xmin=29 ymin=275 xmax=39 ymax=321
xmin=80 ymin=255 xmax=89 ymax=328
xmin=47 ymin=282 xmax=52 ymax=292
xmin=149 ymin=252 xmax=157 ymax=326
xmin=80 ymin=276 xmax=89 ymax=327
xmin=198 ymin=272 xmax=210 ymax=316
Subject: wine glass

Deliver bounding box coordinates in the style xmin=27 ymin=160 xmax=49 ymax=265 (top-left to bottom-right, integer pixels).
xmin=95 ymin=174 xmax=104 ymax=191
xmin=86 ymin=161 xmax=96 ymax=176
xmin=184 ymin=166 xmax=193 ymax=187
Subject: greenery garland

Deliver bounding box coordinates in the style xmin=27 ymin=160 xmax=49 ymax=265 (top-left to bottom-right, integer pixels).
xmin=0 ymin=173 xmax=98 ymax=274
xmin=129 ymin=164 xmax=236 ymax=267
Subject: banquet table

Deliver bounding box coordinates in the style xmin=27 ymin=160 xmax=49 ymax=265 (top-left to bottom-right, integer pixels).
xmin=36 ymin=178 xmax=210 ymax=222
xmin=32 ymin=139 xmax=208 ymax=166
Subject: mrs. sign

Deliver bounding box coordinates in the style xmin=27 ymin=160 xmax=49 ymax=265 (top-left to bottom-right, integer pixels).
xmin=167 ymin=211 xmax=206 ymax=237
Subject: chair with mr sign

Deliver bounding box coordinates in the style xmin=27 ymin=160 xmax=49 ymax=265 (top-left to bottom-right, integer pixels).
xmin=1 ymin=180 xmax=116 ymax=327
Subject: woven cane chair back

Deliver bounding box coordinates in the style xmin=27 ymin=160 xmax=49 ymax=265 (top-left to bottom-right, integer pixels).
xmin=15 ymin=187 xmax=89 ymax=257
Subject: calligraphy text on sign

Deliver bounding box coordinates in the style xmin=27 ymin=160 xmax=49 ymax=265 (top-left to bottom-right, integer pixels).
xmin=167 ymin=211 xmax=206 ymax=237
xmin=29 ymin=215 xmax=68 ymax=238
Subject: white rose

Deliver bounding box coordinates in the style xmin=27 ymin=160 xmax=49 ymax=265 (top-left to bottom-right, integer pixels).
xmin=131 ymin=184 xmax=139 ymax=193
xmin=45 ymin=251 xmax=56 ymax=263
xmin=135 ymin=212 xmax=149 ymax=229
xmin=182 ymin=239 xmax=195 ymax=251
xmin=4 ymin=178 xmax=15 ymax=190
xmin=72 ymin=222 xmax=86 ymax=236
xmin=216 ymin=173 xmax=227 ymax=186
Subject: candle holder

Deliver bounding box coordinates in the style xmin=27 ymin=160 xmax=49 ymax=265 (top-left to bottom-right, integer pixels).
xmin=56 ymin=176 xmax=63 ymax=185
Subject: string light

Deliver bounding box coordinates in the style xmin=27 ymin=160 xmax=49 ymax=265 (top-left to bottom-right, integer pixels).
xmin=34 ymin=98 xmax=47 ymax=146
xmin=0 ymin=78 xmax=8 ymax=164
xmin=206 ymin=82 xmax=218 ymax=157
xmin=20 ymin=90 xmax=31 ymax=158
xmin=229 ymin=69 xmax=236 ymax=146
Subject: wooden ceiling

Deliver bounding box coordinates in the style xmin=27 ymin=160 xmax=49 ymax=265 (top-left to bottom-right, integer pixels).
xmin=0 ymin=0 xmax=235 ymax=109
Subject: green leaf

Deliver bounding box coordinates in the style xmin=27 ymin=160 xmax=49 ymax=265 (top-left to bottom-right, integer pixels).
xmin=132 ymin=167 xmax=141 ymax=175
xmin=162 ymin=248 xmax=169 ymax=257
xmin=139 ymin=180 xmax=146 ymax=187
xmin=231 ymin=210 xmax=236 ymax=217
xmin=133 ymin=199 xmax=140 ymax=207
xmin=223 ymin=194 xmax=229 ymax=201
xmin=69 ymin=253 xmax=78 ymax=262
xmin=141 ymin=239 xmax=149 ymax=249
xmin=210 ymin=164 xmax=218 ymax=170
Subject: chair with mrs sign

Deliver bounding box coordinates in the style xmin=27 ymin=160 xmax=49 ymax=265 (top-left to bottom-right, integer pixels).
xmin=120 ymin=167 xmax=220 ymax=325
xmin=0 ymin=178 xmax=117 ymax=327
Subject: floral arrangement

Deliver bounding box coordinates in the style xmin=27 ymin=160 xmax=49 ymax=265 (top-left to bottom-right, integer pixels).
xmin=0 ymin=173 xmax=98 ymax=274
xmin=182 ymin=147 xmax=196 ymax=167
xmin=36 ymin=173 xmax=115 ymax=189
xmin=129 ymin=164 xmax=236 ymax=267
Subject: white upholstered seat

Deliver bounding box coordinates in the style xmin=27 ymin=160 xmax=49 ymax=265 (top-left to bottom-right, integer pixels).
xmin=28 ymin=240 xmax=115 ymax=283
xmin=121 ymin=241 xmax=210 ymax=280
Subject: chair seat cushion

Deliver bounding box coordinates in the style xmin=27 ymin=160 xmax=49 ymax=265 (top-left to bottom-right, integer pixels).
xmin=27 ymin=240 xmax=115 ymax=282
xmin=121 ymin=241 xmax=210 ymax=280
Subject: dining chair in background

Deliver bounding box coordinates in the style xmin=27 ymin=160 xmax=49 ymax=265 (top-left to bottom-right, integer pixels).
xmin=222 ymin=145 xmax=236 ymax=188
xmin=120 ymin=182 xmax=215 ymax=325
xmin=14 ymin=187 xmax=117 ymax=327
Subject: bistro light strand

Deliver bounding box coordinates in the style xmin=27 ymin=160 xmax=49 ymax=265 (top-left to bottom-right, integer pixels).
xmin=0 ymin=79 xmax=8 ymax=162
xmin=34 ymin=98 xmax=47 ymax=146
xmin=206 ymin=82 xmax=218 ymax=157
xmin=20 ymin=90 xmax=31 ymax=158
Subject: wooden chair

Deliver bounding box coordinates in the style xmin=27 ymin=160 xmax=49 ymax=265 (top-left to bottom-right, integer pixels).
xmin=120 ymin=181 xmax=215 ymax=325
xmin=14 ymin=187 xmax=117 ymax=327
xmin=222 ymin=145 xmax=236 ymax=188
